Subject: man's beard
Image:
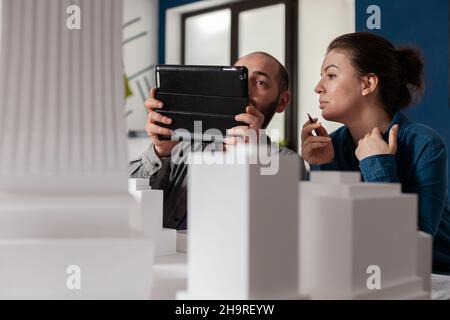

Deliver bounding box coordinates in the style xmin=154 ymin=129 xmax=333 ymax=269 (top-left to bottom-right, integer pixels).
xmin=250 ymin=97 xmax=280 ymax=129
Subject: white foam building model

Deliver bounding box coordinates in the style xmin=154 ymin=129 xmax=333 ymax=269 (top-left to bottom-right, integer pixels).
xmin=299 ymin=171 xmax=432 ymax=299
xmin=0 ymin=0 xmax=153 ymax=299
xmin=128 ymin=179 xmax=177 ymax=256
xmin=178 ymin=147 xmax=305 ymax=299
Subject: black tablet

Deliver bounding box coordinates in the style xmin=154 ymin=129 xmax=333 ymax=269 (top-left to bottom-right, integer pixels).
xmin=154 ymin=65 xmax=249 ymax=142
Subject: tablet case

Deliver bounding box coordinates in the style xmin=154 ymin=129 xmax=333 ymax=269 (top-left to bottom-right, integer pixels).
xmin=155 ymin=65 xmax=249 ymax=141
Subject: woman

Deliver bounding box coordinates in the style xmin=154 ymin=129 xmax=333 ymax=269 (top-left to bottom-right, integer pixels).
xmin=301 ymin=32 xmax=450 ymax=274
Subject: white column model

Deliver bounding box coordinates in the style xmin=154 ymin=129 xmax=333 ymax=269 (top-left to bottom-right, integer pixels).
xmin=0 ymin=0 xmax=153 ymax=299
xmin=178 ymin=148 xmax=304 ymax=300
xmin=299 ymin=171 xmax=431 ymax=299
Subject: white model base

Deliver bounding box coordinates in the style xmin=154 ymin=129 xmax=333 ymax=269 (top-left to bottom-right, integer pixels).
xmin=0 ymin=193 xmax=154 ymax=299
xmin=152 ymin=254 xmax=188 ymax=300
xmin=417 ymin=231 xmax=432 ymax=294
xmin=300 ymin=171 xmax=432 ymax=300
xmin=306 ymin=276 xmax=427 ymax=300
xmin=0 ymin=236 xmax=153 ymax=300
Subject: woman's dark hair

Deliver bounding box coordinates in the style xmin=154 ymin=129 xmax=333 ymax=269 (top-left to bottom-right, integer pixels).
xmin=327 ymin=32 xmax=424 ymax=116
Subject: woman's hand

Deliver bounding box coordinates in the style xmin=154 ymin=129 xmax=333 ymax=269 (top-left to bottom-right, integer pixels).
xmin=355 ymin=125 xmax=399 ymax=161
xmin=301 ymin=117 xmax=334 ymax=165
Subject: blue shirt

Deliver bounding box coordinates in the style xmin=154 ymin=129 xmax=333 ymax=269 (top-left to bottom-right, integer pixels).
xmin=311 ymin=112 xmax=450 ymax=273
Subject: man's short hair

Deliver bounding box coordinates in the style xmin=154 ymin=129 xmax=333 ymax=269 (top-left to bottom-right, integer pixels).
xmin=237 ymin=51 xmax=289 ymax=93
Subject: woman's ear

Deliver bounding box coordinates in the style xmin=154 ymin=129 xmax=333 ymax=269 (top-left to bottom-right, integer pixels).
xmin=361 ymin=73 xmax=379 ymax=96
xmin=276 ymin=90 xmax=291 ymax=113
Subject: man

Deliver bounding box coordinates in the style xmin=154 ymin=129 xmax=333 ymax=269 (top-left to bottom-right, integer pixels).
xmin=129 ymin=52 xmax=305 ymax=229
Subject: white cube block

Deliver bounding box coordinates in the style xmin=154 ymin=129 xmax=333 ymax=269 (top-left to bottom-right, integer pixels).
xmin=180 ymin=152 xmax=302 ymax=299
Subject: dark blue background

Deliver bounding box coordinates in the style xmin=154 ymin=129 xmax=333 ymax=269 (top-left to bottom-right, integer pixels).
xmin=158 ymin=0 xmax=202 ymax=64
xmin=356 ymin=0 xmax=449 ymax=193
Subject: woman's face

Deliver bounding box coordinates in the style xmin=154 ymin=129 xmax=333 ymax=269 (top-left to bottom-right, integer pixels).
xmin=315 ymin=49 xmax=365 ymax=122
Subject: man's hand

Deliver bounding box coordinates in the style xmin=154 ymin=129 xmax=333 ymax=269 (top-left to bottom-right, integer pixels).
xmin=355 ymin=125 xmax=399 ymax=161
xmin=224 ymin=106 xmax=265 ymax=145
xmin=144 ymin=88 xmax=179 ymax=158
xmin=301 ymin=117 xmax=334 ymax=165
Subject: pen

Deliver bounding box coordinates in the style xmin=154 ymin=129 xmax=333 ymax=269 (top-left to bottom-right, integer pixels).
xmin=307 ymin=113 xmax=321 ymax=136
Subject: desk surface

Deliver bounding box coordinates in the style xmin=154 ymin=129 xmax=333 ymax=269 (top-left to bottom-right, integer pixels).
xmin=152 ymin=253 xmax=450 ymax=300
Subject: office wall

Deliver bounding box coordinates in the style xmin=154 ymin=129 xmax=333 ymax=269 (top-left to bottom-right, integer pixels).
xmin=356 ymin=0 xmax=450 ymax=194
xmin=298 ymin=0 xmax=355 ymax=148
xmin=123 ymin=0 xmax=158 ymax=132
xmin=0 ymin=0 xmax=2 ymax=55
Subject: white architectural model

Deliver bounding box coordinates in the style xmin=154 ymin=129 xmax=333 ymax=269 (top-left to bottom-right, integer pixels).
xmin=129 ymin=179 xmax=177 ymax=256
xmin=0 ymin=0 xmax=153 ymax=299
xmin=300 ymin=171 xmax=431 ymax=299
xmin=178 ymin=150 xmax=303 ymax=299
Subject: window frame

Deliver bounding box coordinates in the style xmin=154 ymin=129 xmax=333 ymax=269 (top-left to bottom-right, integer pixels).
xmin=181 ymin=0 xmax=299 ymax=151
